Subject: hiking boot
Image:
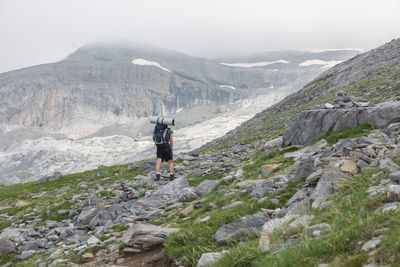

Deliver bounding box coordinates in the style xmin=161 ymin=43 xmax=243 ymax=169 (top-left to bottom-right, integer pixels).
xmin=169 ymin=173 xmax=175 ymax=180
xmin=155 ymin=173 xmax=161 ymax=181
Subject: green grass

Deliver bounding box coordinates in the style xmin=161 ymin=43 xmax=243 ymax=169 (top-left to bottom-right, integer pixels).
xmin=110 ymin=224 xmax=129 ymax=232
xmin=243 ymin=147 xmax=298 ymax=180
xmin=164 ymin=195 xmax=277 ymax=266
xmin=98 ymin=234 xmax=110 ymax=242
xmin=0 ymin=221 xmax=12 ymax=232
xmin=276 ymin=181 xmax=304 ymax=207
xmin=187 ymin=173 xmax=223 ymax=187
xmin=316 ymin=124 xmax=374 ymax=146
xmin=210 ymin=168 xmax=400 ymax=267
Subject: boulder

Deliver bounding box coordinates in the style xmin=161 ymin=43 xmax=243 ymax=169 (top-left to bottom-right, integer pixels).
xmin=150 ymin=176 xmax=191 ymax=201
xmin=195 ymin=180 xmax=220 ymax=196
xmin=388 ymin=171 xmax=400 ymax=182
xmin=197 ymin=251 xmax=228 ymax=267
xmin=0 ymin=228 xmax=29 ymax=243
xmin=293 ymin=159 xmax=314 ymax=181
xmin=121 ymin=224 xmax=179 ymax=248
xmin=0 ymin=238 xmax=16 ymax=256
xmin=178 ymin=205 xmax=194 ymax=218
xmin=340 ymin=160 xmax=359 ymax=174
xmin=286 ymin=197 xmax=311 ymax=215
xmin=310 ymin=170 xmax=348 ymax=208
xmin=304 ymin=223 xmax=330 ymax=237
xmin=380 ymin=158 xmax=400 ymax=174
xmin=383 ymin=122 xmax=400 ymax=137
xmin=48 ymin=171 xmax=63 ymax=182
xmin=213 ymin=213 xmax=268 ymax=243
xmin=305 ymin=169 xmax=324 ymax=185
xmin=362 ymin=238 xmax=381 ymax=251
xmin=261 ymin=215 xmax=295 ymax=235
xmin=87 ymin=236 xmax=100 ymax=245
xmin=258 ymin=234 xmax=271 ymax=252
xmin=283 ymin=100 xmax=400 ymax=146
xmin=286 ymin=215 xmax=315 ymax=232
xmin=263 ymin=137 xmax=283 ymax=150
xmin=260 ymin=164 xmax=281 ymax=177
xmin=20 ymin=241 xmax=40 ymax=253
xmin=77 ymin=207 xmax=99 ymax=225
xmin=387 ymin=185 xmax=400 ymax=201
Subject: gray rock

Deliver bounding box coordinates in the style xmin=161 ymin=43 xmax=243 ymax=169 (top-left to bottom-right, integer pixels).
xmin=310 ymin=170 xmax=348 ymax=208
xmin=304 ymin=223 xmax=330 ymax=237
xmin=15 ymin=250 xmax=38 ymax=260
xmin=263 ymin=136 xmax=283 ymax=150
xmin=283 ymin=100 xmax=400 ymax=146
xmin=0 ymin=228 xmax=29 ymax=243
xmin=263 ymin=175 xmax=288 ymax=188
xmin=286 ymin=197 xmax=311 ymax=215
xmin=20 ymin=241 xmax=40 ymax=252
xmin=142 ymin=159 xmax=156 ymax=172
xmin=213 ymin=213 xmax=268 ymax=242
xmin=380 ymin=158 xmax=400 ymax=173
xmin=77 ymin=207 xmax=99 ymax=225
xmin=362 ymin=238 xmax=381 ymax=251
xmin=261 ymin=215 xmax=295 ymax=235
xmin=383 ymin=122 xmax=400 ymax=137
xmin=222 ymin=201 xmax=244 ymax=211
xmin=150 ymin=176 xmax=191 ymax=200
xmin=293 ymin=159 xmax=314 ymax=182
xmin=389 ymin=171 xmax=400 ymax=182
xmin=305 ymin=169 xmax=323 ymax=185
xmin=387 ymin=185 xmax=400 ymax=201
xmin=121 ymin=224 xmax=179 ymax=248
xmin=48 ymin=171 xmax=62 ymax=182
xmin=195 ymin=180 xmax=220 ymax=196
xmin=197 ymin=251 xmax=228 ymax=267
xmin=0 ymin=238 xmax=16 ymax=256
xmin=87 ymin=236 xmax=100 ymax=245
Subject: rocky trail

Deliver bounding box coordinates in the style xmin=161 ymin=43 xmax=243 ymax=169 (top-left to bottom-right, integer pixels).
xmin=1 ymin=93 xmax=400 ymax=266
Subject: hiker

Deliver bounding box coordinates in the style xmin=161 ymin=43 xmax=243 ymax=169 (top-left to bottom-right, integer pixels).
xmin=153 ymin=123 xmax=174 ymax=181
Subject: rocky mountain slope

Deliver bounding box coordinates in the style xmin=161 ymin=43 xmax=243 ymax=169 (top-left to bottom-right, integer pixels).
xmin=1 ymin=40 xmax=399 ymax=266
xmin=0 ymin=94 xmax=400 ymax=267
xmin=0 ymin=44 xmax=359 ymax=185
xmin=0 ymin=43 xmax=357 ymax=139
xmin=204 ymin=38 xmax=400 ymax=149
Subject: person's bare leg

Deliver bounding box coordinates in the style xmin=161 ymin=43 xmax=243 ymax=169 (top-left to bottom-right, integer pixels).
xmin=168 ymin=160 xmax=174 ymax=179
xmin=156 ymin=158 xmax=162 ymax=172
xmin=155 ymin=158 xmax=162 ymax=180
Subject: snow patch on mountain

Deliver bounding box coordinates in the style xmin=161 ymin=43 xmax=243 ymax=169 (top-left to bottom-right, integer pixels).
xmin=132 ymin=59 xmax=172 ymax=72
xmin=219 ymin=85 xmax=236 ymax=90
xmin=220 ymin=59 xmax=289 ymax=68
xmin=299 ymin=59 xmax=343 ymax=68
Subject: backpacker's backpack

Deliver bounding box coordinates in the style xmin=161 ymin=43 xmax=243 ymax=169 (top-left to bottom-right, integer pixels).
xmin=153 ymin=124 xmax=170 ymax=145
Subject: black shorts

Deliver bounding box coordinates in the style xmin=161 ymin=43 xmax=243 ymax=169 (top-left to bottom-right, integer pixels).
xmin=156 ymin=143 xmax=173 ymax=162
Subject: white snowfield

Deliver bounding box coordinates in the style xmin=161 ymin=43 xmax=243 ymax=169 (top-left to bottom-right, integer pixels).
xmin=0 ymin=88 xmax=292 ymax=185
xmin=299 ymin=59 xmax=343 ymax=68
xmin=219 ymin=85 xmax=236 ymax=90
xmin=132 ymin=59 xmax=172 ymax=73
xmin=220 ymin=59 xmax=289 ymax=68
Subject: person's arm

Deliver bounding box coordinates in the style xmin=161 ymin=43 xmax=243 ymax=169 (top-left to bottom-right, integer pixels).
xmin=169 ymin=133 xmax=173 ymax=152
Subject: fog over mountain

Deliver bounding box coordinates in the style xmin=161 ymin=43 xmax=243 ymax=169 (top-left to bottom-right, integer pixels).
xmin=0 ymin=0 xmax=399 ymax=73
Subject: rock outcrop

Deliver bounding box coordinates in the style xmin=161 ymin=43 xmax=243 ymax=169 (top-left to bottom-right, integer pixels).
xmin=283 ymin=97 xmax=400 ymax=146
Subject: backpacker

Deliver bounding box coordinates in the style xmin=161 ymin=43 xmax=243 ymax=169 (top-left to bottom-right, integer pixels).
xmin=153 ymin=124 xmax=170 ymax=145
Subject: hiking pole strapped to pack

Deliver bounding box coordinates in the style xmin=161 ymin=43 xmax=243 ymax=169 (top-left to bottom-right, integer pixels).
xmin=149 ymin=116 xmax=175 ymax=126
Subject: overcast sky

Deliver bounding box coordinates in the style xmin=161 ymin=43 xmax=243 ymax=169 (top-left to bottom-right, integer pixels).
xmin=0 ymin=0 xmax=399 ymax=73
